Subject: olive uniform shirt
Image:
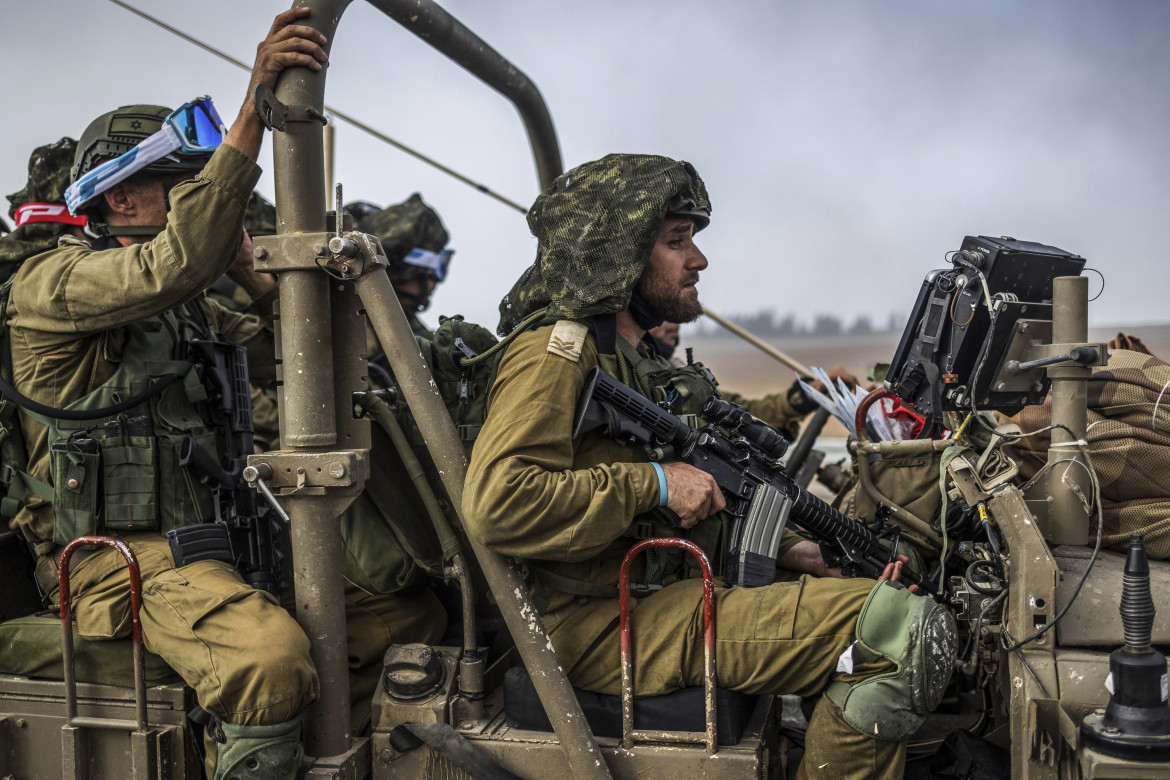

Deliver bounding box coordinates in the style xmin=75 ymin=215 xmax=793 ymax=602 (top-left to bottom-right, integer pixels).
xmin=465 ymin=325 xmax=663 ymax=668
xmin=6 ymin=144 xmax=269 ymax=555
xmin=465 ymin=324 xmax=804 ymax=672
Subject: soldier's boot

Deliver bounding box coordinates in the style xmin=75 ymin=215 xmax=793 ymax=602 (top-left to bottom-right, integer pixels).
xmin=213 ymin=716 xmax=304 ymax=780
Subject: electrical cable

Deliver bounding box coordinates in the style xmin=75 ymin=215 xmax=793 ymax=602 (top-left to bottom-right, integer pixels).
xmin=966 ymin=400 xmax=1106 ymax=653
xmin=1084 ymin=267 xmax=1105 ymax=302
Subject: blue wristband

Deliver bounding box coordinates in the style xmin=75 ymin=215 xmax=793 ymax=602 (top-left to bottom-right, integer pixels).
xmin=650 ymin=462 xmax=668 ymax=508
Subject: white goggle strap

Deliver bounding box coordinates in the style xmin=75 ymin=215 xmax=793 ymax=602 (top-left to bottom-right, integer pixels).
xmin=65 ymin=125 xmax=184 ymax=215
xmin=403 ymin=248 xmax=453 ymax=278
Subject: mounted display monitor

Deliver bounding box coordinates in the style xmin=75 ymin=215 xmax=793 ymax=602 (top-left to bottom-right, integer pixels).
xmin=884 ymin=236 xmax=1086 ymax=432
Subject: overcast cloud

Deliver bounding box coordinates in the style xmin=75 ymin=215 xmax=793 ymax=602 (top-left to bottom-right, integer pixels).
xmin=5 ymin=0 xmax=1168 ymax=332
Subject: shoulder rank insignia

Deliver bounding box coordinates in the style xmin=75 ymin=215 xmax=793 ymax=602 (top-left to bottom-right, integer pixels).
xmin=547 ymin=320 xmax=588 ymax=362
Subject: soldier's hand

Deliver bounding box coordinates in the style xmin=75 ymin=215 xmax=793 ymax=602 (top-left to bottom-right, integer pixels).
xmin=878 ymin=556 xmax=919 ymax=595
xmin=806 ymin=364 xmax=864 ymax=395
xmin=249 ymin=8 xmax=329 ymax=95
xmin=661 ymin=462 xmax=725 ymax=529
xmin=226 ymin=229 xmax=276 ymax=300
xmin=777 ymin=539 xmax=848 ymax=578
xmin=226 ymin=8 xmax=329 ymax=160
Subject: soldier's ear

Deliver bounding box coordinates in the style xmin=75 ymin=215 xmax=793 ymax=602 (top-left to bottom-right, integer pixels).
xmin=101 ymin=182 xmax=136 ymax=218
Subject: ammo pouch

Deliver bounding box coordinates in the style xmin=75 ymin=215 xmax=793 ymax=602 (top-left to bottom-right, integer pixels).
xmin=48 ymin=390 xmax=219 ymax=546
xmin=49 ymin=416 xmax=164 ymax=544
xmin=0 ymin=305 xmax=223 ymax=547
xmin=826 ymin=581 xmax=958 ymax=741
xmin=833 ymin=439 xmax=948 ymax=530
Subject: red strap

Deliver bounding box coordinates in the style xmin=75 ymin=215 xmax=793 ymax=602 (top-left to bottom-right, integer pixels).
xmin=13 ymin=202 xmax=87 ymax=228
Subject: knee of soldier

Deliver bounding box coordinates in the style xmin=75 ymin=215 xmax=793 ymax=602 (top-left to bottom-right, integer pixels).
xmin=828 ymin=582 xmax=958 ymax=742
xmin=217 ymin=594 xmax=319 ymax=726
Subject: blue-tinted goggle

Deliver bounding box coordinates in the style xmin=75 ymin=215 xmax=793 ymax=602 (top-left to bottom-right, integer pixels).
xmin=66 ymin=97 xmax=226 ymax=215
xmin=403 ymin=247 xmax=454 ymax=281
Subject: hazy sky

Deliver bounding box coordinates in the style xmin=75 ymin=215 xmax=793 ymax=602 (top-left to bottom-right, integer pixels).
xmin=6 ymin=0 xmax=1168 ymax=333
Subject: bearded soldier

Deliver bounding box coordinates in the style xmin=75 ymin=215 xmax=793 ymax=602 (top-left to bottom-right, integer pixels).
xmin=465 ymin=154 xmax=955 ymax=779
xmin=0 ymin=11 xmax=328 ymax=780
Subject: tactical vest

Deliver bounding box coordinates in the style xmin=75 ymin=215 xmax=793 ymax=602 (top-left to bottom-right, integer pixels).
xmin=3 ymin=294 xmax=226 ymax=546
xmin=611 ymin=336 xmax=728 ymax=585
xmin=526 ymin=329 xmax=730 ymax=607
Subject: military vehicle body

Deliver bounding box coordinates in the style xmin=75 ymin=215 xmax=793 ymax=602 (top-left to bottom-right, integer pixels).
xmin=2 ymin=1 xmax=1169 ymax=778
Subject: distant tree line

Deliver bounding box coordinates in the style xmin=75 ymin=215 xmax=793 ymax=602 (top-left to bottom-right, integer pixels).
xmin=692 ymin=310 xmax=907 ymax=337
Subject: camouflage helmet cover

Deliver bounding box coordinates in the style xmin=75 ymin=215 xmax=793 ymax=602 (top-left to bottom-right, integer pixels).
xmin=497 ymin=153 xmax=710 ymax=335
xmin=343 ymin=200 xmax=382 ymax=227
xmin=1 ymin=137 xmax=81 ymax=264
xmin=72 ymin=104 xmax=210 ymax=185
xmin=8 ymin=137 xmax=78 ymax=218
xmin=355 ymin=193 xmax=449 ymax=283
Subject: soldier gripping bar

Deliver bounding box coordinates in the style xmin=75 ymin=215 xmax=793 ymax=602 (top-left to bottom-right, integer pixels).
xmin=573 ymin=368 xmax=932 ymax=594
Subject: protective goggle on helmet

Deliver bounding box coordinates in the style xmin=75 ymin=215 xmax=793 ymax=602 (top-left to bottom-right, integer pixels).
xmin=66 ymin=97 xmax=226 ymax=216
xmin=402 ymin=247 xmax=454 ymax=281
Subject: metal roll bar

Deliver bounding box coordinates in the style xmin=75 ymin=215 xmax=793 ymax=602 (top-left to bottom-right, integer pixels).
xmin=58 ymin=536 xmax=148 ymax=734
xmin=619 ymin=538 xmax=717 ymax=753
xmin=57 ymin=537 xmax=152 ymax=779
xmin=260 ymin=2 xmax=607 ymax=776
xmin=366 ymin=0 xmax=563 ymax=191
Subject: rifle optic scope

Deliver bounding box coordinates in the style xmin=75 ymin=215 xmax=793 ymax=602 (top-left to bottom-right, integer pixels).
xmin=702 ymin=397 xmax=789 ymax=461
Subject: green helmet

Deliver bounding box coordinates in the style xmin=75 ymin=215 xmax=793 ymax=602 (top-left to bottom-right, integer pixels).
xmin=355 ymin=194 xmax=450 ymax=284
xmin=8 ymin=136 xmax=78 ymax=220
xmin=72 ymin=104 xmax=211 ymax=186
xmin=497 ymin=153 xmax=710 ymax=335
xmin=343 ymin=200 xmax=382 ymax=227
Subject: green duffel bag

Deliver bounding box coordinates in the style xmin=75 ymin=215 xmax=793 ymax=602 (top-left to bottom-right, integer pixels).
xmin=0 ymin=614 xmax=180 ymax=687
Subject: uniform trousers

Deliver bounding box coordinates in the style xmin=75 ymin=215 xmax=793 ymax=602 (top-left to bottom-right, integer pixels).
xmin=562 ymin=575 xmax=905 ymax=780
xmin=40 ymin=533 xmax=318 ymax=726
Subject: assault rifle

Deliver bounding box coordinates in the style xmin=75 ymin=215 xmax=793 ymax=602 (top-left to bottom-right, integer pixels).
xmin=167 ymin=339 xmax=290 ymax=593
xmin=573 ymin=367 xmax=931 ymax=593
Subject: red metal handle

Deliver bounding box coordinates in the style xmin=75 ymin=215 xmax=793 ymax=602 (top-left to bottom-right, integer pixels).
xmin=58 ymin=536 xmax=147 ymax=732
xmin=619 ymin=537 xmax=717 ymax=753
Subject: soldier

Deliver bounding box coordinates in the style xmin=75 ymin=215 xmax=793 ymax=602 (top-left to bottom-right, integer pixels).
xmin=465 ymin=154 xmax=954 ymax=779
xmin=354 ymin=193 xmax=453 ymax=339
xmin=1 ymin=10 xmax=328 ymax=780
xmin=1 ymin=137 xmax=88 ymax=281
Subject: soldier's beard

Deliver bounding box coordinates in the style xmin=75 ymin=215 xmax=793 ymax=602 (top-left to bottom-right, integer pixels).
xmin=638 ymin=273 xmax=703 ymax=324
